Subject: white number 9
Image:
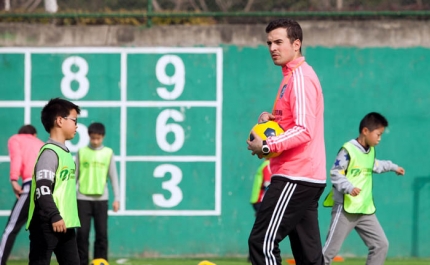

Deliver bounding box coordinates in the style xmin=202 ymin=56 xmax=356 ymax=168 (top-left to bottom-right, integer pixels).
xmin=156 ymin=55 xmax=185 ymax=100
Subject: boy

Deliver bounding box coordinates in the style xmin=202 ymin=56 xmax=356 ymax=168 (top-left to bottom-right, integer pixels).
xmin=248 ymin=159 xmax=271 ymax=262
xmin=322 ymin=112 xmax=405 ymax=265
xmin=76 ymin=122 xmax=120 ymax=265
xmin=0 ymin=125 xmax=43 ymax=264
xmin=250 ymin=159 xmax=271 ymax=213
xmin=26 ymin=98 xmax=81 ymax=265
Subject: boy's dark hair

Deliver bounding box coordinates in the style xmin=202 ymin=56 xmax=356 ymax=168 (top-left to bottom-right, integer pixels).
xmin=18 ymin=124 xmax=37 ymax=135
xmin=265 ymin=18 xmax=303 ymax=53
xmin=88 ymin=122 xmax=106 ymax=136
xmin=41 ymin=98 xmax=81 ymax=133
xmin=359 ymin=112 xmax=388 ymax=133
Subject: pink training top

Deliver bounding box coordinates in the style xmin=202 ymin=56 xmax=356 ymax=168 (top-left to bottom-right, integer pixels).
xmin=266 ymin=56 xmax=326 ymax=185
xmin=8 ymin=134 xmax=44 ymax=183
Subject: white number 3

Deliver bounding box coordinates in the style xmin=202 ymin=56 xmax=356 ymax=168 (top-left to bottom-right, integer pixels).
xmin=152 ymin=164 xmax=183 ymax=208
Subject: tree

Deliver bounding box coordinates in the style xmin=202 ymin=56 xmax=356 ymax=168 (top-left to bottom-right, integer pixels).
xmin=3 ymin=0 xmax=57 ymax=12
xmin=337 ymin=0 xmax=343 ymax=10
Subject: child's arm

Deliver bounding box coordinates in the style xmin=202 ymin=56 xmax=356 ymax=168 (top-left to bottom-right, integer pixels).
xmin=330 ymin=148 xmax=356 ymax=195
xmin=34 ymin=150 xmax=65 ymax=231
xmin=373 ymin=159 xmax=405 ymax=175
xmin=108 ymin=153 xmax=120 ymax=212
xmin=7 ymin=136 xmax=23 ymax=198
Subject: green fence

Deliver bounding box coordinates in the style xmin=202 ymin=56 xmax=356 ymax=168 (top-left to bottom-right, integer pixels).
xmin=0 ymin=45 xmax=430 ymax=259
xmin=1 ymin=0 xmax=430 ymax=26
xmin=3 ymin=0 xmax=430 ymax=12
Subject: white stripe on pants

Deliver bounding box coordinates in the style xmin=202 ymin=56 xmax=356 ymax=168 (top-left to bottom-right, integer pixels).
xmin=0 ymin=185 xmax=30 ymax=262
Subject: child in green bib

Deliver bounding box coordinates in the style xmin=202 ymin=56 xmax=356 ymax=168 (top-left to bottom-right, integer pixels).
xmin=322 ymin=112 xmax=405 ymax=265
xmin=76 ymin=122 xmax=120 ymax=265
xmin=27 ymin=98 xmax=81 ymax=265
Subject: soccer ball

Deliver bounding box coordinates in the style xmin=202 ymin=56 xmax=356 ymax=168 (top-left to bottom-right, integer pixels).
xmin=91 ymin=258 xmax=109 ymax=265
xmin=249 ymin=120 xmax=284 ymax=158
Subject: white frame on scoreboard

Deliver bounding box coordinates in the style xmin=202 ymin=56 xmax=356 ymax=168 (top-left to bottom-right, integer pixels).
xmin=0 ymin=47 xmax=223 ymax=216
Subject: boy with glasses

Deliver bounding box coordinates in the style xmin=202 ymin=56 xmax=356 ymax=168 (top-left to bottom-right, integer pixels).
xmin=27 ymin=97 xmax=81 ymax=265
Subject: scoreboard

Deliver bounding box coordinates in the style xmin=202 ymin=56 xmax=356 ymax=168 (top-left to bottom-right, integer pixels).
xmin=0 ymin=47 xmax=223 ymax=216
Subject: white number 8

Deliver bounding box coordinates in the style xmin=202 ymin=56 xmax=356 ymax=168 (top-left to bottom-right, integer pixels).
xmin=61 ymin=56 xmax=89 ymax=99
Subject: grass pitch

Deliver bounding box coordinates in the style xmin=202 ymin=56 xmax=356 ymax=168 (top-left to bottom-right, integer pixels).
xmin=7 ymin=257 xmax=430 ymax=265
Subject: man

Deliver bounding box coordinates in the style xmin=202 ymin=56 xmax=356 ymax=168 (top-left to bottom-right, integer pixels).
xmin=0 ymin=125 xmax=43 ymax=264
xmin=247 ymin=18 xmax=326 ymax=265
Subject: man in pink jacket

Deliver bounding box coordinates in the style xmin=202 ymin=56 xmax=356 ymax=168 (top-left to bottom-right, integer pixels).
xmin=0 ymin=125 xmax=43 ymax=264
xmin=247 ymin=18 xmax=326 ymax=265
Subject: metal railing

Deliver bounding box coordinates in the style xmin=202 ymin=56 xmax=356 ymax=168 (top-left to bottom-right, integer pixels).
xmin=1 ymin=0 xmax=429 ymax=26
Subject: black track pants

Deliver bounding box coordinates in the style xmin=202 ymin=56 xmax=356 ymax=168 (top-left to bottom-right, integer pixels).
xmin=248 ymin=177 xmax=325 ymax=265
xmin=76 ymin=200 xmax=108 ymax=265
xmin=0 ymin=183 xmax=30 ymax=265
xmin=29 ymin=218 xmax=79 ymax=265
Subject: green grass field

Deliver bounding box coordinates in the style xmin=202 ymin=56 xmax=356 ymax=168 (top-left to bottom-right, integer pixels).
xmin=7 ymin=258 xmax=430 ymax=265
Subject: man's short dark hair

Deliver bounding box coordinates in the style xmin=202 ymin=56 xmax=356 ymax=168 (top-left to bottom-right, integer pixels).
xmin=18 ymin=124 xmax=37 ymax=135
xmin=88 ymin=122 xmax=106 ymax=136
xmin=265 ymin=18 xmax=303 ymax=51
xmin=41 ymin=98 xmax=80 ymax=133
xmin=359 ymin=112 xmax=388 ymax=133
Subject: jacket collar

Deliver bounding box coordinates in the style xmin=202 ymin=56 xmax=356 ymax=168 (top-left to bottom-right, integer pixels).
xmin=282 ymin=56 xmax=305 ymax=76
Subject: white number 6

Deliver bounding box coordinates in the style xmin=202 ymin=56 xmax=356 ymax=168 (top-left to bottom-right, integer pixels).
xmin=156 ymin=109 xmax=184 ymax=152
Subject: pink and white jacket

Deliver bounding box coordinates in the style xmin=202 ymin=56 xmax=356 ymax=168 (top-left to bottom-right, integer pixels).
xmin=8 ymin=134 xmax=44 ymax=183
xmin=265 ymin=56 xmax=326 ymax=185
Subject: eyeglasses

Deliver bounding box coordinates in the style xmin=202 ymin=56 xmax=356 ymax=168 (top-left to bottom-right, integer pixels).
xmin=63 ymin=117 xmax=78 ymax=125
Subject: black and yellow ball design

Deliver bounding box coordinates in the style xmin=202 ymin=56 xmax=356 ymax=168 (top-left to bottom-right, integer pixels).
xmin=249 ymin=120 xmax=284 ymax=158
xmin=91 ymin=258 xmax=109 ymax=265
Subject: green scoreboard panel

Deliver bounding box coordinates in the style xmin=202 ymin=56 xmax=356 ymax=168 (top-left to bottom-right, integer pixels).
xmin=0 ymin=48 xmax=223 ymax=216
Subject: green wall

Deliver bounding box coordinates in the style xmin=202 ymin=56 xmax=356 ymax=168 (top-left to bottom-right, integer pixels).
xmin=0 ymin=46 xmax=429 ymax=259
